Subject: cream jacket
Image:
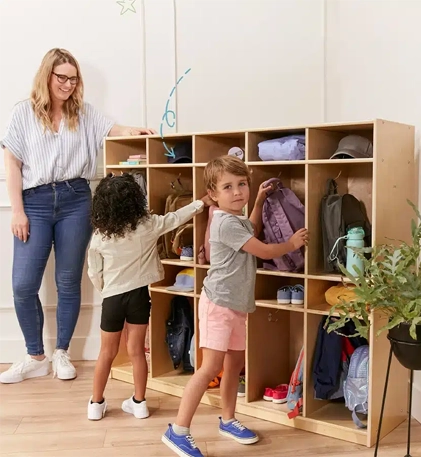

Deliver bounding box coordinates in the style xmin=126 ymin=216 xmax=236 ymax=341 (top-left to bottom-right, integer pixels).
xmin=87 ymin=200 xmax=204 ymax=298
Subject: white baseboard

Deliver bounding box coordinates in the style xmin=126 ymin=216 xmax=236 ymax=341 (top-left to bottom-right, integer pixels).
xmin=0 ymin=302 xmax=102 ymax=363
xmin=0 ymin=335 xmax=101 ymax=363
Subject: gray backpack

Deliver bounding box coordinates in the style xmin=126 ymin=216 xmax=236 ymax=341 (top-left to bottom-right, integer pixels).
xmin=321 ymin=179 xmax=371 ymax=273
xmin=344 ymin=345 xmax=369 ymax=428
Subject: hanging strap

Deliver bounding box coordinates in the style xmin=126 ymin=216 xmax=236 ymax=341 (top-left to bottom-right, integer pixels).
xmin=328 ymin=234 xmax=348 ymax=263
xmin=352 ymin=406 xmax=367 ymax=429
xmin=326 ymin=178 xmax=338 ymax=196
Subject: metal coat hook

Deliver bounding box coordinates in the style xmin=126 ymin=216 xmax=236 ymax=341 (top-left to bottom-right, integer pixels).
xmin=333 ymin=170 xmax=342 ymax=181
xmin=268 ymin=309 xmax=280 ymax=322
xmin=170 ymin=173 xmax=183 ymax=190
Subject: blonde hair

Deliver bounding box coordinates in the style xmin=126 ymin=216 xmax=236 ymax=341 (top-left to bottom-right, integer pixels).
xmin=31 ymin=48 xmax=84 ymax=132
xmin=203 ymin=155 xmax=251 ymax=191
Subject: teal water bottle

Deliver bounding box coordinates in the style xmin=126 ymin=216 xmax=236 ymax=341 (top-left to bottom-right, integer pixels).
xmin=346 ymin=227 xmax=365 ymax=275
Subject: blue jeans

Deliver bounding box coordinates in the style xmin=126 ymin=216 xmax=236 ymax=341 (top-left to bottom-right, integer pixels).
xmin=12 ymin=178 xmax=93 ymax=356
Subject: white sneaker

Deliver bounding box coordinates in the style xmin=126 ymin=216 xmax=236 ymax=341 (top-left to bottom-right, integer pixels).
xmin=0 ymin=354 xmax=50 ymax=384
xmin=87 ymin=396 xmax=107 ymax=420
xmin=52 ymin=349 xmax=77 ymax=380
xmin=122 ymin=396 xmax=150 ymax=419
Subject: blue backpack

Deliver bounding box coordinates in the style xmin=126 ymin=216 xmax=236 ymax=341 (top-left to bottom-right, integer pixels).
xmin=287 ymin=346 xmax=304 ymax=419
xmin=344 ymin=345 xmax=369 ymax=428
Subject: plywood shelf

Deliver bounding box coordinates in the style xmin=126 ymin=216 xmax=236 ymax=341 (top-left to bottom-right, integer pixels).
xmin=104 ymin=118 xmax=417 ymax=448
xmin=148 ymin=286 xmax=195 ymax=298
xmin=308 ymin=402 xmax=368 ymax=435
xmin=255 ymin=299 xmax=305 ymax=312
xmin=106 ymin=164 xmax=147 ymax=168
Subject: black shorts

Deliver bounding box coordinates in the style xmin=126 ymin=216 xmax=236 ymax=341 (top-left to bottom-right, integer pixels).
xmin=101 ymin=286 xmax=151 ymax=332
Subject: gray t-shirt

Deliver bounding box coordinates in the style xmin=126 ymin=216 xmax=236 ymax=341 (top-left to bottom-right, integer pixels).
xmin=203 ymin=210 xmax=257 ymax=313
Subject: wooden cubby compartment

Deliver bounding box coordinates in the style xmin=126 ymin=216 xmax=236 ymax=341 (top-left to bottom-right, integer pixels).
xmin=247 ymin=128 xmax=306 ymax=163
xmin=307 ymin=162 xmax=373 ymax=277
xmin=104 ymin=137 xmax=147 ymax=166
xmin=150 ymin=264 xmax=194 ymax=296
xmin=255 ymin=273 xmax=305 ymax=311
xmin=195 ymin=132 xmax=246 ymax=164
xmin=148 ymin=135 xmax=193 ymax=165
xmin=247 ymin=308 xmax=304 ymax=410
xmin=307 ymin=124 xmax=373 ymax=161
xmin=304 ymin=313 xmax=370 ymax=438
xmin=148 ymin=166 xmax=193 ymax=216
xmin=106 ymin=119 xmax=416 ymax=448
xmin=307 ymin=279 xmax=345 ymax=315
xmin=149 ymin=291 xmax=194 ymax=380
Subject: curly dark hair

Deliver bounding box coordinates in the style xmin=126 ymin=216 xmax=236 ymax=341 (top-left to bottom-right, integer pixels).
xmin=91 ymin=173 xmax=149 ymax=239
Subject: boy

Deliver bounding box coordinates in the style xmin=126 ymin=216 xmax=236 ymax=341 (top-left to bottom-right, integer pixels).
xmin=162 ymin=156 xmax=308 ymax=456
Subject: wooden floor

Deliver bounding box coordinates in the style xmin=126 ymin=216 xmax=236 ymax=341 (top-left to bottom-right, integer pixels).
xmin=0 ymin=362 xmax=419 ymax=457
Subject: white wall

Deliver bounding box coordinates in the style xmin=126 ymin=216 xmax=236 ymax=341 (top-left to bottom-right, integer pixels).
xmin=325 ymin=0 xmax=421 ymax=425
xmin=0 ymin=0 xmax=325 ymax=362
xmin=174 ymin=0 xmax=324 ymax=132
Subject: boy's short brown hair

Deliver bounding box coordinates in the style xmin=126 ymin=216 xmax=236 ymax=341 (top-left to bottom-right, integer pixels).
xmin=203 ymin=155 xmax=251 ymax=191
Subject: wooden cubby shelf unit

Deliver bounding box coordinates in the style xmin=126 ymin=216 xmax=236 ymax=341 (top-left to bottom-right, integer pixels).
xmin=104 ymin=120 xmax=417 ymax=448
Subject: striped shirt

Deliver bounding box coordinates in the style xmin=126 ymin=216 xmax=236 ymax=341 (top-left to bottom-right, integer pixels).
xmin=0 ymin=99 xmax=115 ymax=190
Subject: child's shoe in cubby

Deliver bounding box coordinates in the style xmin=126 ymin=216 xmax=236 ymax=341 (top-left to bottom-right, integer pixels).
xmin=237 ymin=375 xmax=246 ymax=397
xmin=291 ymin=284 xmax=304 ymax=307
xmin=277 ymin=286 xmax=293 ymax=304
xmin=208 ymin=370 xmax=223 ymax=388
xmin=277 ymin=284 xmax=304 ymax=307
xmin=180 ymin=245 xmax=194 ymax=261
xmin=263 ymin=384 xmax=288 ymax=403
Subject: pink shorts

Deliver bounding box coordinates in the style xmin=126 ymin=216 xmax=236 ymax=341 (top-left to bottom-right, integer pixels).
xmin=199 ymin=291 xmax=247 ymax=352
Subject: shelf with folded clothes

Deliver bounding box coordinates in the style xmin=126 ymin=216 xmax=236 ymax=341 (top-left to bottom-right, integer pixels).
xmin=246 ymin=306 xmax=304 ymax=412
xmin=148 ymin=291 xmax=195 ymax=380
xmin=194 ymin=132 xmax=246 ymax=163
xmin=254 ymin=274 xmax=305 ymax=311
xmin=306 ymin=123 xmax=374 ymax=161
xmin=303 ymin=311 xmax=370 ymax=437
xmin=104 ymin=136 xmax=147 ymax=165
xmin=306 ymin=161 xmax=373 ymax=277
xmin=247 ymin=129 xmax=306 ymax=162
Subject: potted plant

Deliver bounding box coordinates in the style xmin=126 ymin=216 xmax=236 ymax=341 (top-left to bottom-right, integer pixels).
xmin=326 ymin=200 xmax=421 ymax=370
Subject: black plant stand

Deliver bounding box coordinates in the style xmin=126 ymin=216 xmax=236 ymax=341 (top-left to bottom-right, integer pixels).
xmin=374 ymin=337 xmax=419 ymax=457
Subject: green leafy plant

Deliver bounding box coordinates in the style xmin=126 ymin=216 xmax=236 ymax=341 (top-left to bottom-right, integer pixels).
xmin=326 ymin=200 xmax=421 ymax=340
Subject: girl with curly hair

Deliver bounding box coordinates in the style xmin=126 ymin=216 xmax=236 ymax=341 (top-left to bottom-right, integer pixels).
xmin=86 ymin=173 xmax=211 ymax=421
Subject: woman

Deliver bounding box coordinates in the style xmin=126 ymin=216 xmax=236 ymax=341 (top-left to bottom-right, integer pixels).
xmin=0 ymin=48 xmax=156 ymax=384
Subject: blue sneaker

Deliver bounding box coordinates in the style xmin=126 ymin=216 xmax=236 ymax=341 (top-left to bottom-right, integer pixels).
xmin=218 ymin=417 xmax=259 ymax=444
xmin=180 ymin=246 xmax=194 ymax=261
xmin=161 ymin=424 xmax=204 ymax=457
xmin=291 ymin=284 xmax=304 ymax=307
xmin=277 ymin=285 xmax=293 ymax=304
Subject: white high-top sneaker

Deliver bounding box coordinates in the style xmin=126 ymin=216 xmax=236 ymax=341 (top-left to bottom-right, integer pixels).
xmin=122 ymin=396 xmax=150 ymax=419
xmin=0 ymin=354 xmax=50 ymax=384
xmin=52 ymin=349 xmax=77 ymax=380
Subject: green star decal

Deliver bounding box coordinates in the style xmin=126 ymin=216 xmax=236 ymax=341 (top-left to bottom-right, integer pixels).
xmin=117 ymin=0 xmax=136 ymax=15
